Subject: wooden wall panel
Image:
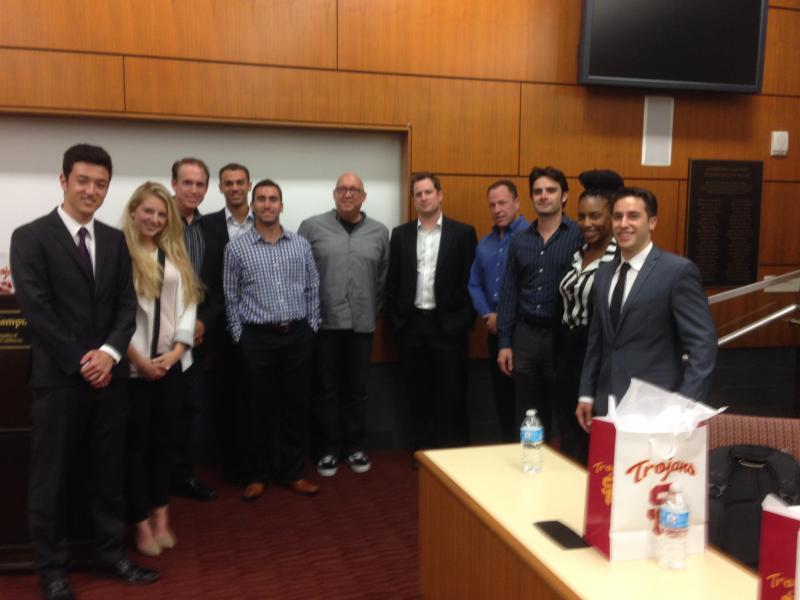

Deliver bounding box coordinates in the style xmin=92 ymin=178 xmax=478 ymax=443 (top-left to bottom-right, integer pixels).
xmin=763 ymin=8 xmax=800 ymax=96
xmin=522 ymin=84 xmax=800 ymax=183
xmin=0 ymin=0 xmax=336 ymax=69
xmin=338 ymin=0 xmax=580 ymax=83
xmin=124 ymin=58 xmax=520 ymax=175
xmin=0 ymin=49 xmax=123 ymax=112
xmin=770 ymin=1 xmax=800 ymax=10
xmin=673 ymin=94 xmax=800 ymax=183
xmin=760 ymin=182 xmax=800 ymax=265
xmin=520 ymin=84 xmax=655 ymax=180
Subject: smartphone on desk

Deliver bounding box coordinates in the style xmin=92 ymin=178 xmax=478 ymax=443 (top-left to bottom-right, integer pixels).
xmin=534 ymin=520 xmax=589 ymax=549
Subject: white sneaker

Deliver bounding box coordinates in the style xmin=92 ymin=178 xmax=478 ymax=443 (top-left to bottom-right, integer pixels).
xmin=346 ymin=451 xmax=372 ymax=474
xmin=316 ymin=455 xmax=339 ymax=477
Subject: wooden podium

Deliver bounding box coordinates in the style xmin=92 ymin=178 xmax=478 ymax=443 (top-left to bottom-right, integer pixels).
xmin=0 ymin=294 xmax=34 ymax=570
xmin=0 ymin=295 xmax=97 ymax=572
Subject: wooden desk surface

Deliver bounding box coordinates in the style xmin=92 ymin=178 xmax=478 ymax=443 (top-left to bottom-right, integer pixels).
xmin=418 ymin=444 xmax=758 ymax=600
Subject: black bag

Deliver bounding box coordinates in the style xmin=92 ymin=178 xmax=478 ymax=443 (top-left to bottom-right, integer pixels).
xmin=708 ymin=444 xmax=800 ymax=568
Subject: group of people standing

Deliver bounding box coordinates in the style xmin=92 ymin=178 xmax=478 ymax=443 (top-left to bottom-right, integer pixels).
xmin=9 ymin=142 xmax=717 ymax=600
xmin=471 ymin=166 xmax=717 ymax=464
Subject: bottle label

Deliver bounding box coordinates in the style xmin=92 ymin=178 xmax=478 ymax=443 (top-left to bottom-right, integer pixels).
xmin=659 ymin=509 xmax=689 ymax=529
xmin=520 ymin=426 xmax=543 ymax=444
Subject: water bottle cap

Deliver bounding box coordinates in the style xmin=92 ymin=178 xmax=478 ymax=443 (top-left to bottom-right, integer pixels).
xmin=526 ymin=409 xmax=537 ymax=416
xmin=670 ymin=482 xmax=683 ymax=493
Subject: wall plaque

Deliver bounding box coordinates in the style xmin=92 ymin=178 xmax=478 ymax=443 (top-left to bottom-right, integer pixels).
xmin=687 ymin=159 xmax=762 ymax=286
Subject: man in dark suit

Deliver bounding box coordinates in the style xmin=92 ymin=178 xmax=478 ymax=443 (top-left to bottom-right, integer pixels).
xmin=387 ymin=172 xmax=477 ymax=450
xmin=10 ymin=144 xmax=159 ymax=600
xmin=202 ymin=162 xmax=253 ymax=485
xmin=577 ymin=187 xmax=717 ymax=431
xmin=169 ymin=157 xmax=224 ymax=501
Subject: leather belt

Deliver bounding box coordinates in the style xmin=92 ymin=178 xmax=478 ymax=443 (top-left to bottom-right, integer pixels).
xmin=521 ymin=316 xmax=552 ymax=329
xmin=244 ymin=320 xmax=303 ymax=334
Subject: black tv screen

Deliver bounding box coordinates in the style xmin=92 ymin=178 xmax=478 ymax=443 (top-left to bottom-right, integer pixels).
xmin=578 ymin=0 xmax=769 ymax=93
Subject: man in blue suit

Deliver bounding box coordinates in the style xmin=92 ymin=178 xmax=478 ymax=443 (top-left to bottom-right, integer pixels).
xmin=577 ymin=187 xmax=717 ymax=432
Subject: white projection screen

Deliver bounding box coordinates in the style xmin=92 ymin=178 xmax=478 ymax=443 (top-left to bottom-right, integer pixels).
xmin=0 ymin=115 xmax=405 ymax=271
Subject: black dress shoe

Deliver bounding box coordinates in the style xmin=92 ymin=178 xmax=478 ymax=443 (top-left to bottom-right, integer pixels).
xmin=224 ymin=472 xmax=248 ymax=488
xmin=171 ymin=477 xmax=218 ymax=501
xmin=38 ymin=576 xmax=74 ymax=600
xmin=95 ymin=558 xmax=160 ymax=585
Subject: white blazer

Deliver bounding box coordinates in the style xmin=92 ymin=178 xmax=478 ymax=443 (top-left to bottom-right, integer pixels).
xmin=129 ymin=261 xmax=196 ymax=377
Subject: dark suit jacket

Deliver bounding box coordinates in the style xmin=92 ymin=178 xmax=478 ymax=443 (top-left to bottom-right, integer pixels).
xmin=194 ymin=210 xmax=227 ymax=354
xmin=579 ymin=245 xmax=717 ymax=416
xmin=10 ymin=209 xmax=136 ymax=387
xmin=386 ymin=216 xmax=477 ymax=337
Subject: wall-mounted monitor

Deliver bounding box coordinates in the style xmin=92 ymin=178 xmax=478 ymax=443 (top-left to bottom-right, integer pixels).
xmin=578 ymin=0 xmax=769 ymax=93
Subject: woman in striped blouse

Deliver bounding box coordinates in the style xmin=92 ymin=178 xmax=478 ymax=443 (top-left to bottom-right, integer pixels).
xmin=554 ymin=170 xmax=623 ymax=463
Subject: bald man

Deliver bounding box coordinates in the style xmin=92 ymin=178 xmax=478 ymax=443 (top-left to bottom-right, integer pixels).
xmin=298 ymin=173 xmax=390 ymax=477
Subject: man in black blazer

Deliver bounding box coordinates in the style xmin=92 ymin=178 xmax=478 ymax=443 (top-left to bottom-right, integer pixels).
xmin=169 ymin=157 xmax=224 ymax=501
xmin=387 ymin=172 xmax=477 ymax=450
xmin=201 ymin=162 xmax=254 ymax=485
xmin=10 ymin=144 xmax=158 ymax=600
xmin=577 ymin=187 xmax=717 ymax=431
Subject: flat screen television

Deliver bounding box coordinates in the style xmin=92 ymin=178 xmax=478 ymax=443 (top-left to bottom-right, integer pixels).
xmin=578 ymin=0 xmax=769 ymax=93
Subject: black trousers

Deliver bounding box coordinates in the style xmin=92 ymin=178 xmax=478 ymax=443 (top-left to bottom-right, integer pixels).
xmin=487 ymin=333 xmax=517 ymax=443
xmin=511 ymin=322 xmax=555 ymax=442
xmin=554 ymin=324 xmax=590 ymax=464
xmin=28 ymin=381 xmax=128 ymax=579
xmin=395 ymin=312 xmax=469 ymax=450
xmin=170 ymin=361 xmax=203 ymax=482
xmin=240 ymin=322 xmax=314 ymax=483
xmin=211 ymin=333 xmax=249 ymax=483
xmin=125 ymin=366 xmax=183 ymax=523
xmin=313 ymin=329 xmax=374 ymax=459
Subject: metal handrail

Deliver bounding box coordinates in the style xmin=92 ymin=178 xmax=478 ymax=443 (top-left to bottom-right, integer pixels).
xmin=708 ymin=269 xmax=800 ymax=305
xmin=717 ymin=304 xmax=798 ymax=346
xmin=707 ymin=270 xmax=800 ymax=346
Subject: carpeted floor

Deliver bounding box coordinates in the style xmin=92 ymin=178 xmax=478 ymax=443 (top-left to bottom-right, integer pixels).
xmin=0 ymin=452 xmax=421 ymax=600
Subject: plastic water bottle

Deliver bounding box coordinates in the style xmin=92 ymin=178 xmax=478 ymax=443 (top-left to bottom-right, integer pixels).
xmin=520 ymin=409 xmax=543 ymax=474
xmin=658 ymin=482 xmax=689 ymax=569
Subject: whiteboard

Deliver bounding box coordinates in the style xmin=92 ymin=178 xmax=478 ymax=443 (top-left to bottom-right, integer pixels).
xmin=0 ymin=115 xmax=405 ymax=258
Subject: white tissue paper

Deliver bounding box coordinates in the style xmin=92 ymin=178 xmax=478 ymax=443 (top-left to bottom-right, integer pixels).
xmin=606 ymin=378 xmax=726 ymax=434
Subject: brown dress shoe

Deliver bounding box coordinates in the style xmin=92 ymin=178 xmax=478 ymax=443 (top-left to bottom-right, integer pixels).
xmin=288 ymin=479 xmax=319 ymax=496
xmin=241 ymin=482 xmax=265 ymax=501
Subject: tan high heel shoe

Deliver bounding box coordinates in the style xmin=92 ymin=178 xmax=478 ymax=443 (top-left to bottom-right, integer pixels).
xmin=155 ymin=531 xmax=177 ymax=550
xmin=136 ymin=538 xmax=162 ymax=557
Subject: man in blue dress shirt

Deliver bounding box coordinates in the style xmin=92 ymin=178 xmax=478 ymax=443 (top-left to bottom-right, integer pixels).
xmin=496 ymin=166 xmax=582 ymax=441
xmin=468 ymin=180 xmax=528 ymax=442
xmin=223 ymin=178 xmax=321 ymax=501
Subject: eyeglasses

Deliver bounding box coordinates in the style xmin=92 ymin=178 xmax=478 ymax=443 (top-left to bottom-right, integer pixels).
xmin=334 ymin=186 xmax=364 ymax=195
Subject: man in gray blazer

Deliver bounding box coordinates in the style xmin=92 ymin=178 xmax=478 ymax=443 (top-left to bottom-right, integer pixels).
xmin=577 ymin=187 xmax=717 ymax=432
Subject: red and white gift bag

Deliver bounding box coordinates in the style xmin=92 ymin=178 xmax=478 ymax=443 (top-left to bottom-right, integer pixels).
xmin=583 ymin=379 xmax=724 ymax=561
xmin=759 ymin=494 xmax=800 ymax=600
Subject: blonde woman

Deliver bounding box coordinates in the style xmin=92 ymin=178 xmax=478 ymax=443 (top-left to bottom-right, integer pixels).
xmin=121 ymin=182 xmax=203 ymax=556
